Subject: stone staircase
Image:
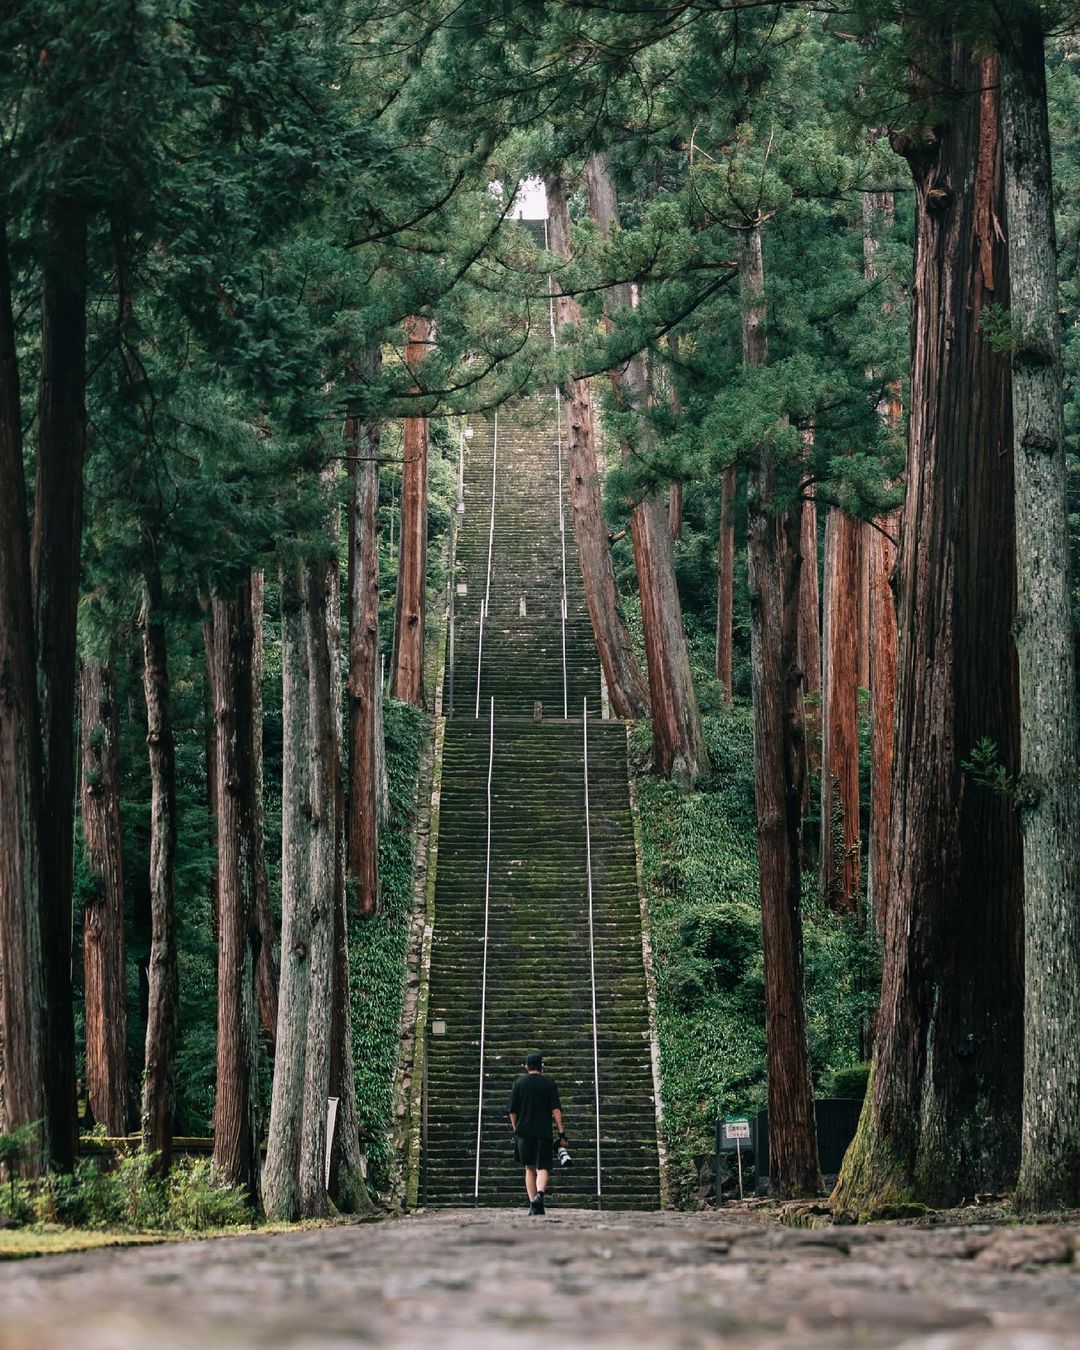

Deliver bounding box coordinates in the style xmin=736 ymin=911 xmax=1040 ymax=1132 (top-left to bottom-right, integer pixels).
xmin=424 ymin=395 xmax=661 ymax=1209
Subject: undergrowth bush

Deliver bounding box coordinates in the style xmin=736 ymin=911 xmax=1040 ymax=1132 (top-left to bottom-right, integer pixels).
xmin=632 ymin=706 xmax=879 ymax=1204
xmin=0 ymin=1153 xmax=251 ymax=1233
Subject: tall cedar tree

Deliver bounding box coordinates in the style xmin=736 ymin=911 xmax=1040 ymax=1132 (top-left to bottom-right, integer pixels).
xmin=584 ymin=152 xmax=706 ymax=782
xmin=716 ymin=465 xmax=737 ymax=700
xmin=0 ymin=221 xmax=48 ymax=1171
xmin=740 ymin=224 xmax=821 ymax=1198
xmin=347 ymin=350 xmax=383 ymax=917
xmin=833 ymin=43 xmax=1024 ymax=1209
xmin=999 ymin=4 xmax=1080 ymax=1210
xmin=546 ymin=173 xmax=650 ymax=719
xmin=392 ymin=317 xmax=433 ymax=707
xmin=79 ymin=660 xmax=128 ymax=1134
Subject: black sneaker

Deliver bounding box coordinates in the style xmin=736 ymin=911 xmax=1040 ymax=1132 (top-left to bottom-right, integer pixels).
xmin=529 ymin=1193 xmax=545 ymax=1216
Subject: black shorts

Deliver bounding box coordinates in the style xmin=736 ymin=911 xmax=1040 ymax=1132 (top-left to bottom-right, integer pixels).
xmin=515 ymin=1135 xmax=553 ymax=1169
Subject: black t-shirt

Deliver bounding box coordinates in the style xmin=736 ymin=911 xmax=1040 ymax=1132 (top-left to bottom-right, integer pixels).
xmin=506 ymin=1072 xmax=560 ymax=1138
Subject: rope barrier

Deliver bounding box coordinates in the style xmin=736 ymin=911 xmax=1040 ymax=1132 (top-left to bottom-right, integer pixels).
xmin=583 ymin=697 xmax=602 ymax=1202
xmin=474 ymin=695 xmax=495 ymax=1200
xmin=475 ymin=410 xmax=498 ymax=718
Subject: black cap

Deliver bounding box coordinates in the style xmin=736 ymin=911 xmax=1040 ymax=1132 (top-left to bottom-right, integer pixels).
xmin=525 ymin=1051 xmax=543 ymax=1070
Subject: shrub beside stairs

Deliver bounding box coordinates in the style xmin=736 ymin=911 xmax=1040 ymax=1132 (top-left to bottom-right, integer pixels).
xmin=424 ymin=396 xmax=661 ymax=1209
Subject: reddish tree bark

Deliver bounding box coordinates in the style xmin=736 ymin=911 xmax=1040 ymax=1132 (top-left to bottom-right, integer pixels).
xmin=856 ymin=525 xmax=871 ymax=693
xmin=209 ymin=580 xmax=262 ymax=1201
xmin=347 ymin=351 xmax=383 ymax=917
xmin=546 ymin=175 xmax=649 ymax=719
xmin=139 ymin=564 xmax=178 ymax=1172
xmin=798 ymin=482 xmax=820 ymax=700
xmin=32 ymin=198 xmax=88 ymax=1170
xmin=0 ymin=219 xmax=47 ymax=1169
xmin=668 ymin=482 xmax=683 ymax=539
xmin=715 ymin=465 xmax=737 ymax=701
xmin=740 ymin=224 xmax=819 ymax=1198
xmin=79 ymin=660 xmax=128 ymax=1135
xmin=834 ymin=45 xmax=1023 ymax=1209
xmin=820 ymin=509 xmax=862 ymax=911
xmin=391 ymin=316 xmax=432 ymax=707
xmin=584 ymin=153 xmax=706 ymax=780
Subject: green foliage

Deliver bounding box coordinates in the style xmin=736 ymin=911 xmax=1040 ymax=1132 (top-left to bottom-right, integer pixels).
xmin=633 ymin=708 xmax=878 ymax=1203
xmin=961 ymin=737 xmax=1018 ymax=799
xmin=825 ymin=1063 xmax=871 ymax=1100
xmin=1 ymin=1153 xmax=251 ymax=1233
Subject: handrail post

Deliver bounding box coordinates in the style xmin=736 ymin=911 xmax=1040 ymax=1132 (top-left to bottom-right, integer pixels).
xmin=544 ymin=214 xmax=570 ymax=719
xmin=474 ymin=696 xmax=496 ymax=1201
xmin=583 ymin=698 xmax=602 ymax=1205
xmin=476 ymin=411 xmax=498 ymax=719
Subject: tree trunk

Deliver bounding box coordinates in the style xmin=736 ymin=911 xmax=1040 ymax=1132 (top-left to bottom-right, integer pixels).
xmin=833 ymin=44 xmax=1023 ymax=1211
xmin=856 ymin=525 xmax=871 ymax=692
xmin=391 ymin=316 xmax=431 ymax=708
xmin=668 ymin=482 xmax=683 ymax=539
xmin=798 ymin=478 xmax=820 ymax=701
xmin=584 ymin=153 xmax=706 ymax=780
xmin=546 ymin=174 xmax=650 ymax=719
xmin=250 ymin=572 xmax=279 ymax=1054
xmin=347 ymin=354 xmax=382 ymax=918
xmin=0 ymin=219 xmax=47 ymax=1170
xmin=820 ymin=509 xmax=861 ymax=911
xmin=716 ymin=465 xmax=736 ymax=701
xmin=31 ymin=197 xmax=87 ymax=1170
xmin=263 ymin=563 xmax=312 ymax=1222
xmin=209 ymin=580 xmax=262 ymax=1201
xmin=79 ymin=660 xmax=128 ymax=1135
xmin=863 ymin=189 xmax=901 ymax=932
xmin=740 ymin=224 xmax=820 ymax=1198
xmin=139 ymin=565 xmax=178 ymax=1172
xmin=1000 ymin=7 xmax=1080 ymax=1211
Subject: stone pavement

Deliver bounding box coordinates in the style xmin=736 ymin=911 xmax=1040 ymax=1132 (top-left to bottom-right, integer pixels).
xmin=1 ymin=1207 xmax=1078 ymax=1348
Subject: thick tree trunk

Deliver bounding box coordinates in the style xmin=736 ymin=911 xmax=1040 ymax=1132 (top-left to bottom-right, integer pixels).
xmin=32 ymin=197 xmax=87 ymax=1170
xmin=584 ymin=153 xmax=706 ymax=779
xmin=716 ymin=465 xmax=736 ymax=701
xmin=741 ymin=225 xmax=820 ymax=1198
xmin=250 ymin=573 xmax=279 ymax=1054
xmin=347 ymin=357 xmax=382 ymax=917
xmin=1000 ymin=8 xmax=1080 ymax=1211
xmin=0 ymin=220 xmax=47 ymax=1169
xmin=79 ymin=661 xmax=128 ymax=1135
xmin=391 ymin=316 xmax=431 ymax=708
xmin=546 ymin=175 xmax=649 ymax=719
xmin=820 ymin=509 xmax=862 ymax=911
xmin=833 ymin=45 xmax=1023 ymax=1210
xmin=209 ymin=580 xmax=262 ymax=1201
xmin=139 ymin=565 xmax=178 ymax=1172
xmin=263 ymin=564 xmax=312 ymax=1222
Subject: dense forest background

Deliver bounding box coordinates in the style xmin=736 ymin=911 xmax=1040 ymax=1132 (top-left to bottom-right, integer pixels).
xmin=1 ymin=0 xmax=1079 ymax=1224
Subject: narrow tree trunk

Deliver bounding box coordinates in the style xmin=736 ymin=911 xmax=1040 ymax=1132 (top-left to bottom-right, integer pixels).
xmin=740 ymin=224 xmax=820 ymax=1198
xmin=31 ymin=197 xmax=87 ymax=1170
xmin=263 ymin=564 xmax=312 ymax=1222
xmin=820 ymin=509 xmax=862 ymax=911
xmin=391 ymin=316 xmax=431 ymax=707
xmin=856 ymin=525 xmax=871 ymax=692
xmin=79 ymin=660 xmax=128 ymax=1135
xmin=668 ymin=482 xmax=683 ymax=539
xmin=546 ymin=174 xmax=650 ymax=719
xmin=250 ymin=572 xmax=279 ymax=1053
xmin=1000 ymin=7 xmax=1080 ymax=1211
xmin=833 ymin=45 xmax=1023 ymax=1210
xmin=0 ymin=219 xmax=47 ymax=1169
xmin=139 ymin=564 xmax=178 ymax=1172
xmin=584 ymin=153 xmax=706 ymax=780
xmin=209 ymin=580 xmax=262 ymax=1201
xmin=863 ymin=189 xmax=901 ymax=932
xmin=716 ymin=465 xmax=736 ymax=701
xmin=347 ymin=355 xmax=382 ymax=917
xmin=798 ymin=480 xmax=820 ymax=700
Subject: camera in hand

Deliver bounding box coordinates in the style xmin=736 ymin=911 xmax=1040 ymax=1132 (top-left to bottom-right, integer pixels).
xmin=557 ymin=1141 xmax=572 ymax=1168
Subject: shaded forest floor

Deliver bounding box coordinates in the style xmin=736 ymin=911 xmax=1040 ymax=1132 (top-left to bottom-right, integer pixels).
xmin=1 ymin=1207 xmax=1078 ymax=1347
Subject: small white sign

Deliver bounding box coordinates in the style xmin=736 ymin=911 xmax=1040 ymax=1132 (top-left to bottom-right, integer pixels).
xmin=723 ymin=1119 xmax=751 ymax=1141
xmin=457 ymin=583 xmax=468 ymax=596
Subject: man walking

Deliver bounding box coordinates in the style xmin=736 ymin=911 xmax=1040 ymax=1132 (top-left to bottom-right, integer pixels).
xmin=506 ymin=1051 xmax=565 ymax=1215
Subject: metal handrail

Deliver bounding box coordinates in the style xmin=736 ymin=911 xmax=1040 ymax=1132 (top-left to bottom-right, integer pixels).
xmin=474 ymin=696 xmax=496 ymax=1200
xmin=583 ymin=698 xmax=602 ymax=1202
xmin=475 ymin=410 xmax=498 ymax=718
xmin=544 ymin=217 xmax=570 ymax=718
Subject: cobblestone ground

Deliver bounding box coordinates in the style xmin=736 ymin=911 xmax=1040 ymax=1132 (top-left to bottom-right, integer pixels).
xmin=1 ymin=1208 xmax=1079 ymax=1348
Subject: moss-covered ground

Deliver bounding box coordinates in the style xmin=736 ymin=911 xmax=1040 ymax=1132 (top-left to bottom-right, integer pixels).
xmin=631 ymin=707 xmax=879 ymax=1204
